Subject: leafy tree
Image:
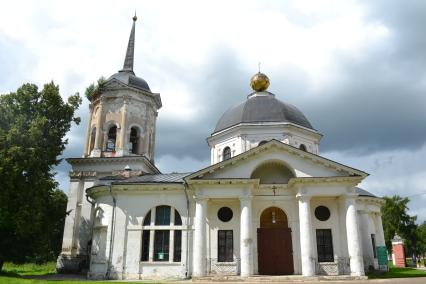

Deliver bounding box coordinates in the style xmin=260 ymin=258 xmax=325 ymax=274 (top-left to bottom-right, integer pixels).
xmin=418 ymin=222 xmax=426 ymax=261
xmin=381 ymin=195 xmax=418 ymax=252
xmin=85 ymin=76 xmax=106 ymax=102
xmin=0 ymin=82 xmax=81 ymax=270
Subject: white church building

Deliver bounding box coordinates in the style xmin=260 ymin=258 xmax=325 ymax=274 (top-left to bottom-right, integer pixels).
xmin=57 ymin=17 xmax=387 ymax=280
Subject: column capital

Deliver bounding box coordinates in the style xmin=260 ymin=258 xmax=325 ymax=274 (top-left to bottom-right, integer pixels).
xmin=194 ymin=195 xmax=209 ymax=202
xmin=239 ymin=195 xmax=253 ymax=202
xmin=296 ymin=194 xmax=311 ymax=201
xmin=341 ymin=193 xmax=358 ymax=203
xmin=123 ymin=95 xmax=131 ymax=104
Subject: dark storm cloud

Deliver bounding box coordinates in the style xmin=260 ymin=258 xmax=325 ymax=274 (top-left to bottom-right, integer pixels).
xmin=156 ymin=46 xmax=249 ymax=162
xmin=152 ymin=1 xmax=426 ymax=164
xmin=306 ymin=0 xmax=426 ymax=153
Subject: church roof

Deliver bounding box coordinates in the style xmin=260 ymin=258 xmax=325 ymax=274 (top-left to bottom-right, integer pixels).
xmin=213 ymin=91 xmax=314 ymax=134
xmin=108 ymin=71 xmax=151 ymax=92
xmin=108 ymin=172 xmax=190 ymax=184
xmin=356 ymin=187 xmax=377 ymax=198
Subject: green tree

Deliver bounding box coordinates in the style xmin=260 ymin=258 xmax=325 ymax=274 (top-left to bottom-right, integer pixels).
xmin=85 ymin=76 xmax=106 ymax=102
xmin=0 ymin=82 xmax=81 ymax=270
xmin=381 ymin=195 xmax=418 ymax=252
xmin=418 ymin=222 xmax=426 ymax=262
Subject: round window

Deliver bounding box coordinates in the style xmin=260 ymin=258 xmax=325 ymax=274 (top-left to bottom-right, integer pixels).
xmin=315 ymin=206 xmax=330 ymax=221
xmin=218 ymin=207 xmax=233 ymax=222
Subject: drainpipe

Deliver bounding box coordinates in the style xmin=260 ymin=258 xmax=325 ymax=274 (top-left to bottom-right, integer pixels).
xmin=86 ymin=194 xmax=96 ymax=271
xmin=106 ymin=183 xmax=117 ymax=279
xmin=183 ymin=181 xmax=190 ymax=279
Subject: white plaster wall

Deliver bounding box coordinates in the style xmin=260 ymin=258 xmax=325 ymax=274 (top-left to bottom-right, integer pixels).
xmin=207 ymin=199 xmax=240 ymax=274
xmin=310 ymin=198 xmax=342 ymax=263
xmin=208 ymin=124 xmax=321 ymax=164
xmin=89 ymin=191 xmax=189 ymax=279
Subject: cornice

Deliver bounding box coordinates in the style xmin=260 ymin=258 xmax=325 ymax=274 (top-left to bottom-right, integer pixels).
xmin=186 ymin=140 xmax=368 ymax=181
xmin=87 ymin=183 xmax=184 ymax=197
xmin=209 ymin=121 xmax=322 ymax=141
xmin=187 ymin=178 xmax=259 ymax=187
xmin=288 ymin=176 xmax=364 ymax=187
xmin=66 ymin=155 xmax=161 ymax=174
xmin=358 ymin=195 xmax=385 ymax=205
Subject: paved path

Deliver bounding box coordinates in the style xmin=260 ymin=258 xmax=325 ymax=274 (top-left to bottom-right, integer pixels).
xmin=23 ymin=274 xmax=426 ymax=283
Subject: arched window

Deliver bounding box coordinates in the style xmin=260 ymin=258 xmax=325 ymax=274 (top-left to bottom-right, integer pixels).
xmin=106 ymin=126 xmax=117 ymax=152
xmin=258 ymin=140 xmax=268 ymax=146
xmin=89 ymin=127 xmax=96 ymax=153
xmin=251 ymin=161 xmax=295 ymax=184
xmin=299 ymin=144 xmax=307 ymax=152
xmin=141 ymin=205 xmax=183 ymax=263
xmin=129 ymin=127 xmax=139 ymax=154
xmin=223 ymin=147 xmax=231 ymax=161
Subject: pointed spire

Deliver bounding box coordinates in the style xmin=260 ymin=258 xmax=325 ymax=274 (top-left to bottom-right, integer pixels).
xmin=121 ymin=13 xmax=137 ymax=74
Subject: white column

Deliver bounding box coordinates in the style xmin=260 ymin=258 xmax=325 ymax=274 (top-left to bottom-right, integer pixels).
xmin=83 ymin=104 xmax=93 ymax=157
xmin=298 ymin=195 xmax=315 ymax=276
xmin=345 ymin=196 xmax=365 ymax=276
xmin=240 ymin=196 xmax=253 ymax=277
xmin=117 ymin=97 xmax=129 ymax=156
xmin=193 ymin=196 xmax=207 ymax=277
xmin=360 ymin=212 xmax=374 ymax=269
xmin=374 ymin=213 xmax=386 ymax=247
xmin=93 ymin=98 xmax=104 ymax=157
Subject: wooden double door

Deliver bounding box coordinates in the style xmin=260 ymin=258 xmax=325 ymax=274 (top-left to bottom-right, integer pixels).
xmin=257 ymin=207 xmax=294 ymax=275
xmin=257 ymin=228 xmax=294 ymax=275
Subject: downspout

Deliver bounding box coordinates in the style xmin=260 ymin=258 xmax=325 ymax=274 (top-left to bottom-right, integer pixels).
xmin=86 ymin=193 xmax=96 ymax=271
xmin=106 ymin=183 xmax=117 ymax=279
xmin=183 ymin=180 xmax=190 ymax=279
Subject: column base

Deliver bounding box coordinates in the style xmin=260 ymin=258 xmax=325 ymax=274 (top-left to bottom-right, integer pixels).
xmin=115 ymin=149 xmax=128 ymax=157
xmin=56 ymin=254 xmax=88 ymax=273
xmin=90 ymin=149 xmax=102 ymax=157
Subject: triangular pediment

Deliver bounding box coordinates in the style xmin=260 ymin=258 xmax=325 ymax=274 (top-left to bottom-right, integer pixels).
xmin=185 ymin=140 xmax=367 ymax=181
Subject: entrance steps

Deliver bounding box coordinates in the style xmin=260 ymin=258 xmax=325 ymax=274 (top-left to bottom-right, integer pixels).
xmin=192 ymin=275 xmax=368 ymax=282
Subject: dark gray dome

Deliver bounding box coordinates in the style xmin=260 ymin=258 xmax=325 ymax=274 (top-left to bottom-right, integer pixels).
xmin=108 ymin=70 xmax=151 ymax=92
xmin=214 ymin=92 xmax=314 ymax=133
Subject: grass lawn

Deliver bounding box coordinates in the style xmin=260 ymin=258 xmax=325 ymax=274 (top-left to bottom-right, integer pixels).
xmin=367 ymin=266 xmax=426 ymax=279
xmin=0 ymin=262 xmax=158 ymax=283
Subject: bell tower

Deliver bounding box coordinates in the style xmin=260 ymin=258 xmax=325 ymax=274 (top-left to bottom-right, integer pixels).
xmin=57 ymin=15 xmax=161 ymax=274
xmin=83 ymin=14 xmax=161 ymax=162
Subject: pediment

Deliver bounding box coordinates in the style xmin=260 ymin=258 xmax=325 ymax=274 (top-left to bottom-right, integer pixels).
xmin=185 ymin=140 xmax=367 ymax=181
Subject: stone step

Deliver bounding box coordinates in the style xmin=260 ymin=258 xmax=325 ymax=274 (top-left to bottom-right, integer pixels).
xmin=192 ymin=275 xmax=368 ymax=282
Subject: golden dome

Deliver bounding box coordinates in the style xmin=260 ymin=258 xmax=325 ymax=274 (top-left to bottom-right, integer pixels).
xmin=250 ymin=72 xmax=270 ymax=92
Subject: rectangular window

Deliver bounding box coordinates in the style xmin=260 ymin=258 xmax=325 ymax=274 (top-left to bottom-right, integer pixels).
xmin=154 ymin=230 xmax=169 ymax=261
xmin=141 ymin=230 xmax=150 ymax=261
xmin=155 ymin=206 xmax=171 ymax=225
xmin=316 ymin=229 xmax=334 ymax=262
xmin=371 ymin=234 xmax=377 ymax=258
xmin=218 ymin=230 xmax=233 ymax=262
xmin=173 ymin=230 xmax=182 ymax=262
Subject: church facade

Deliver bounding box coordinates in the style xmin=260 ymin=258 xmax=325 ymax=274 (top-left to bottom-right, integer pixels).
xmin=57 ymin=17 xmax=387 ymax=280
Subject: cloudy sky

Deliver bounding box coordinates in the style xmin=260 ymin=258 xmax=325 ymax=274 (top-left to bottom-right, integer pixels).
xmin=1 ymin=0 xmax=425 ymax=222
